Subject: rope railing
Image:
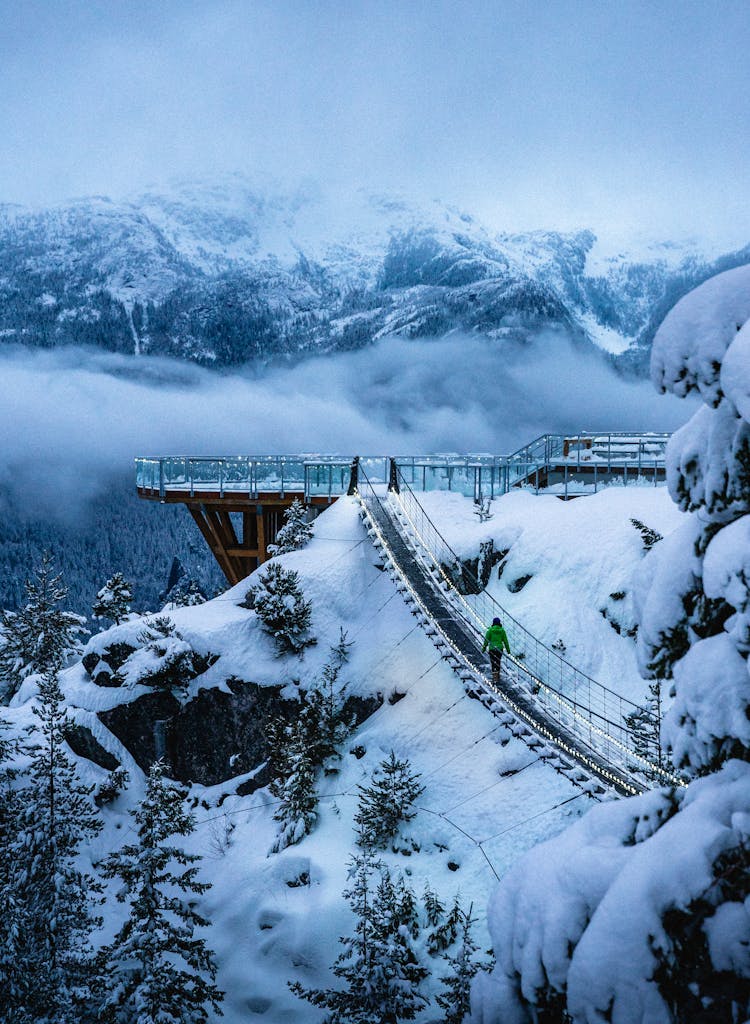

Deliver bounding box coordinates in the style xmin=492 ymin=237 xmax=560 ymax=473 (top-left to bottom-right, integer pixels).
xmin=358 ymin=463 xmax=682 ymax=792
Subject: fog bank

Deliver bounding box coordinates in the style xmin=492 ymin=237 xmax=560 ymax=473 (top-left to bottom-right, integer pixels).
xmin=0 ymin=333 xmax=691 ymax=519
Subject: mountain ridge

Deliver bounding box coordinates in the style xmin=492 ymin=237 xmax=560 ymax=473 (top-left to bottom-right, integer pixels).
xmin=1 ymin=178 xmax=748 ymax=370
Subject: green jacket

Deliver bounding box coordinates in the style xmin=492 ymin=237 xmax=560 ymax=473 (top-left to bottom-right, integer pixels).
xmin=483 ymin=624 xmax=510 ymax=653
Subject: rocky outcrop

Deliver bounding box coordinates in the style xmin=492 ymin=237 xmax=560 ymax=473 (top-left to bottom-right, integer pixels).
xmin=98 ymin=677 xmax=382 ymax=786
xmin=64 ymin=723 xmax=120 ymax=771
xmin=442 ymin=540 xmax=506 ymax=595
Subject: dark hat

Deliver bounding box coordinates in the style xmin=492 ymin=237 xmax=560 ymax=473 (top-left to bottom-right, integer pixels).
xmin=492 ymin=617 xmax=501 ymax=625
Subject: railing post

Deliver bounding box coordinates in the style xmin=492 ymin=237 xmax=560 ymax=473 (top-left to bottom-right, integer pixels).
xmin=159 ymin=460 xmax=165 ymax=500
xmin=347 ymin=455 xmax=360 ymax=495
xmin=388 ymin=458 xmax=400 ymax=493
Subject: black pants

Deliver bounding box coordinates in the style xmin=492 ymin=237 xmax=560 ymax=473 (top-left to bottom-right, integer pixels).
xmin=489 ymin=649 xmax=503 ymax=675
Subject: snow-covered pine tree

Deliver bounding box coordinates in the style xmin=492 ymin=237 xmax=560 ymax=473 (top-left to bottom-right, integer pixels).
xmin=304 ymin=631 xmax=355 ymax=768
xmin=0 ymin=670 xmax=102 ymax=1023
xmin=0 ymin=553 xmax=87 ymax=703
xmin=368 ymin=870 xmax=429 ymax=1020
xmin=269 ymin=716 xmax=318 ymax=853
xmin=469 ymin=266 xmax=750 ymax=1024
xmin=427 ymin=893 xmax=464 ymax=955
xmin=167 ymin=578 xmax=207 ymax=607
xmin=290 ymin=840 xmax=382 ymax=1022
xmin=623 ymin=679 xmax=674 ymax=781
xmin=132 ymin=616 xmax=212 ymax=697
xmin=0 ymin=712 xmax=22 ymax=1021
xmin=246 ymin=562 xmax=316 ymax=655
xmin=435 ymin=903 xmax=487 ymax=1024
xmin=96 ymin=760 xmax=224 ymax=1024
xmin=92 ymin=572 xmax=133 ymax=626
xmin=423 ymin=883 xmax=446 ymax=929
xmin=268 ymin=498 xmax=314 ymax=555
xmin=354 ymin=750 xmax=424 ymax=850
xmin=290 ymin=844 xmax=429 ymax=1023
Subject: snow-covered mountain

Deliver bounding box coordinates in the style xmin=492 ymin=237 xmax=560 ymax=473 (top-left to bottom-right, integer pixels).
xmin=1 ymin=177 xmax=747 ymax=371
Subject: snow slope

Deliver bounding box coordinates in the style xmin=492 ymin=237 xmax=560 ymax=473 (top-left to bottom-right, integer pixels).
xmin=417 ymin=486 xmax=685 ymax=703
xmin=3 ymin=482 xmax=681 ymax=1022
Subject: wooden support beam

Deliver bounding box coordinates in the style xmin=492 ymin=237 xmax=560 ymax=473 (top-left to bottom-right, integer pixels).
xmin=216 ymin=509 xmax=245 ymax=582
xmin=179 ymin=494 xmax=328 ymax=586
xmin=256 ymin=505 xmax=267 ymax=564
xmin=188 ymin=506 xmax=238 ymax=585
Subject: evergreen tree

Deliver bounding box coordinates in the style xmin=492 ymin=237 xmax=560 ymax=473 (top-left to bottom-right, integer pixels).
xmin=92 ymin=572 xmax=133 ymax=625
xmin=269 ymin=716 xmax=318 ymax=853
xmin=96 ymin=760 xmax=224 ymax=1024
xmin=246 ymin=562 xmax=316 ymax=656
xmin=167 ymin=578 xmax=207 ymax=607
xmin=435 ymin=903 xmax=487 ymax=1024
xmin=290 ymin=844 xmax=429 ymax=1023
xmin=624 ymin=679 xmax=675 ymax=781
xmin=354 ymin=751 xmax=424 ymax=850
xmin=428 ymin=894 xmax=464 ymax=956
xmin=269 ymin=498 xmax=314 ymax=555
xmin=630 ymin=518 xmax=663 ymax=552
xmin=304 ymin=631 xmax=355 ymax=768
xmin=423 ymin=883 xmax=446 ymax=929
xmin=132 ymin=616 xmax=212 ymax=697
xmin=0 ymin=554 xmax=87 ymax=703
xmin=0 ymin=671 xmax=102 ymax=1023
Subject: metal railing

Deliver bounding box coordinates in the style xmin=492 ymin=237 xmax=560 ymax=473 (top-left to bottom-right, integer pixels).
xmin=135 ymin=433 xmax=670 ymax=502
xmin=370 ymin=463 xmax=682 ymax=790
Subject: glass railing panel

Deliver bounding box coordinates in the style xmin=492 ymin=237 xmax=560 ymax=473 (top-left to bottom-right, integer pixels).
xmin=162 ymin=457 xmax=189 ymax=487
xmin=253 ymin=459 xmax=284 ymax=492
xmin=305 ymin=463 xmax=334 ymax=496
xmin=221 ymin=457 xmax=253 ymax=488
xmin=282 ymin=460 xmax=307 ymax=489
xmin=360 ymin=457 xmax=389 ymax=484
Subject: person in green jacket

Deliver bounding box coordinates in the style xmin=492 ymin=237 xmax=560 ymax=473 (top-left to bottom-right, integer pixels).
xmin=482 ymin=616 xmax=511 ymax=685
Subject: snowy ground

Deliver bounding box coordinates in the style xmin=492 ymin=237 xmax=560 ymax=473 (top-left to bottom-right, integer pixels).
xmin=6 ymin=484 xmax=681 ymax=1022
xmin=416 ymin=485 xmax=685 ymax=703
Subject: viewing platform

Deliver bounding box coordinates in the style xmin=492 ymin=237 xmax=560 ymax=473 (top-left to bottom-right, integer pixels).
xmin=135 ymin=432 xmax=670 ymax=583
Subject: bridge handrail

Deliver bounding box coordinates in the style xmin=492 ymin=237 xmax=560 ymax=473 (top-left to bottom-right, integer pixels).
xmin=384 ymin=464 xmax=681 ymax=788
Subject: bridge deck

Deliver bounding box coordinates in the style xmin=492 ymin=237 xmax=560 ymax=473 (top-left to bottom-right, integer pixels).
xmin=360 ymin=488 xmax=648 ymax=797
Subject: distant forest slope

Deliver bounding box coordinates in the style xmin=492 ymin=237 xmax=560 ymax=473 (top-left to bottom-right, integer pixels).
xmin=0 ymin=476 xmax=223 ymax=615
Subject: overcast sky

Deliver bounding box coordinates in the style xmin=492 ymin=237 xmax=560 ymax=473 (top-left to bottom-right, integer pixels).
xmin=1 ymin=0 xmax=748 ymax=239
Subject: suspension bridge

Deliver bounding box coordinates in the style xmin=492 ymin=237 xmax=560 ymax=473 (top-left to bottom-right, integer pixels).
xmin=135 ymin=432 xmax=678 ymax=798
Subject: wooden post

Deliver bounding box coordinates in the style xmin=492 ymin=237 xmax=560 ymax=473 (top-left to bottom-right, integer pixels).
xmin=388 ymin=458 xmax=400 ymax=493
xmin=347 ymin=455 xmax=360 ymax=495
xmin=256 ymin=504 xmax=267 ymax=563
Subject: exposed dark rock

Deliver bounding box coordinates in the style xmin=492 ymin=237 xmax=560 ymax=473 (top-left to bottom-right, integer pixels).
xmin=64 ymin=723 xmax=120 ymax=771
xmin=508 ymin=573 xmax=533 ymax=593
xmin=83 ymin=641 xmax=138 ymax=686
xmin=82 ymin=652 xmax=101 ymax=676
xmin=97 ymin=677 xmax=382 ymax=786
xmin=236 ymin=764 xmax=273 ymax=796
xmin=441 ymin=541 xmax=504 ymax=595
xmin=103 ymin=642 xmax=139 ymax=671
xmin=99 ymin=690 xmax=181 ymax=771
xmin=91 ymin=662 xmax=119 ymax=687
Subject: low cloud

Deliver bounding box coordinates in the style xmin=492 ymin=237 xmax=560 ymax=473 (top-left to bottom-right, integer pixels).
xmin=0 ymin=333 xmax=692 ymax=519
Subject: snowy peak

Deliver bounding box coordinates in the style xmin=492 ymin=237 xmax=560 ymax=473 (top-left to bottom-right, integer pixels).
xmin=0 ymin=177 xmax=748 ymax=367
